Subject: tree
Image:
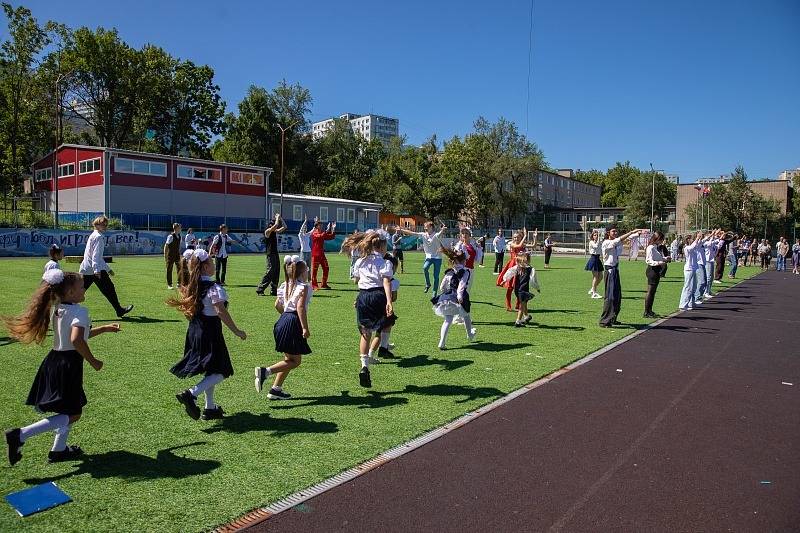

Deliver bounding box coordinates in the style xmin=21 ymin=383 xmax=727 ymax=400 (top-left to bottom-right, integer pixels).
xmin=0 ymin=3 xmax=51 ymax=195
xmin=267 ymin=79 xmax=312 ymax=132
xmin=624 ymin=170 xmax=677 ymax=226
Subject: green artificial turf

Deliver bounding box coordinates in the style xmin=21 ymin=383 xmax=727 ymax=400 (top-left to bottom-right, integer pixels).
xmin=0 ymin=253 xmax=760 ymax=532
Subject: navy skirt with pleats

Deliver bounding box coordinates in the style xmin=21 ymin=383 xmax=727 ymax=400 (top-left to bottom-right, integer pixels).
xmin=26 ymin=349 xmax=87 ymax=416
xmin=171 ymin=314 xmax=234 ymax=378
xmin=356 ymin=287 xmax=397 ymax=332
xmin=274 ymin=311 xmax=312 ymax=355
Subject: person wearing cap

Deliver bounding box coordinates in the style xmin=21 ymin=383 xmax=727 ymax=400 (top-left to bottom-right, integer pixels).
xmin=44 ymin=244 xmax=64 ymax=275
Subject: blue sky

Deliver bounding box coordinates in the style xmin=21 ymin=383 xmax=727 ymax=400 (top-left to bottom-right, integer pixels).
xmin=18 ymin=0 xmax=800 ymax=182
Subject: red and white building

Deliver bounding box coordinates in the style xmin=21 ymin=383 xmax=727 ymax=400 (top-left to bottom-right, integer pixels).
xmin=32 ymin=144 xmax=273 ymax=219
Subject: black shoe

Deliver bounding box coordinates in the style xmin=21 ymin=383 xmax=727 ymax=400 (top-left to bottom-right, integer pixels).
xmin=176 ymin=390 xmax=200 ymax=420
xmin=612 ymin=320 xmax=622 ymax=325
xmin=267 ymin=388 xmax=292 ymax=400
xmin=378 ymin=346 xmax=395 ymax=359
xmin=643 ymin=312 xmax=658 ymax=319
xmin=116 ymin=304 xmax=134 ymax=318
xmin=255 ymin=290 xmax=265 ymax=296
xmin=599 ymin=323 xmax=613 ymax=328
xmin=201 ymin=406 xmax=225 ymax=420
xmin=359 ymin=367 xmax=372 ymax=388
xmin=48 ymin=445 xmax=83 ymax=463
xmin=424 ymin=285 xmax=431 ymax=293
xmin=270 ymin=291 xmax=278 ymax=296
xmin=514 ymin=322 xmax=524 ymax=328
xmin=5 ymin=428 xmax=22 ymax=466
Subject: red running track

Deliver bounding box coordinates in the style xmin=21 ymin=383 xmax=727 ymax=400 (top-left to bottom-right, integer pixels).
xmin=247 ymin=271 xmax=800 ymax=532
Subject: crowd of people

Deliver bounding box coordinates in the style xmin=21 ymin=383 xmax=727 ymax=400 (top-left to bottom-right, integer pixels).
xmin=4 ymin=216 xmax=799 ymax=466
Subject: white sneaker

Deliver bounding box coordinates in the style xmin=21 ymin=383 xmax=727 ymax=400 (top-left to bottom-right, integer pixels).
xmin=591 ymin=292 xmax=603 ymax=299
xmin=713 ymin=280 xmax=723 ymax=284
xmin=467 ymin=328 xmax=477 ymax=341
xmin=453 ymin=315 xmax=465 ymax=325
xmin=167 ymin=285 xmax=174 ymax=290
xmin=587 ymin=288 xmax=594 ymax=295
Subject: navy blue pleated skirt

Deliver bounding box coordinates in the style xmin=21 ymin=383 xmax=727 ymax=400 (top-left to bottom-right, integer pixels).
xmin=274 ymin=311 xmax=312 ymax=355
xmin=356 ymin=287 xmax=397 ymax=332
xmin=26 ymin=350 xmax=86 ymax=416
xmin=585 ymin=254 xmax=603 ymax=272
xmin=171 ymin=314 xmax=234 ymax=378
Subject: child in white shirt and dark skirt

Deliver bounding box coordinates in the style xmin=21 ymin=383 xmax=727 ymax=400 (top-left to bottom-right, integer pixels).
xmin=4 ymin=270 xmax=121 ymax=465
xmin=432 ymin=247 xmax=477 ymax=349
xmin=345 ymin=230 xmax=396 ymax=388
xmin=254 ymin=255 xmax=313 ymax=400
xmin=169 ymin=249 xmax=246 ymax=421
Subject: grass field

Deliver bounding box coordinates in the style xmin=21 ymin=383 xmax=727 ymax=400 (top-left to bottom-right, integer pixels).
xmin=0 ymin=252 xmax=759 ymax=532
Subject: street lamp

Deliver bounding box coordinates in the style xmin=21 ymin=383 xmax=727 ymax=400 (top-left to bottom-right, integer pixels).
xmin=649 ymin=163 xmax=656 ymax=233
xmin=52 ymin=72 xmax=69 ymax=227
xmin=276 ymin=120 xmax=299 ymax=216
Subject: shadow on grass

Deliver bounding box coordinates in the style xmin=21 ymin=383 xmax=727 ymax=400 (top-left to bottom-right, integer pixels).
xmin=462 ymin=341 xmax=532 ymax=352
xmin=95 ymin=316 xmax=181 ymax=324
xmin=533 ymin=324 xmax=586 ymax=331
xmin=0 ymin=336 xmax=17 ymax=346
xmin=471 ymin=300 xmax=508 ymax=309
xmin=535 ymin=308 xmax=583 ymax=314
xmin=202 ymin=412 xmax=339 ymax=435
xmin=393 ymin=354 xmax=473 ymax=371
xmin=23 ymin=442 xmax=220 ymax=484
xmin=270 ymin=391 xmax=409 ymax=411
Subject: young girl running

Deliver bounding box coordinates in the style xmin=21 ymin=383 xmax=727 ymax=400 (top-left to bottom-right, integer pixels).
xmin=44 ymin=243 xmax=64 ymax=274
xmin=497 ymin=228 xmax=535 ymax=312
xmin=432 ymin=247 xmax=476 ymax=349
xmin=585 ymin=230 xmax=603 ymax=298
xmin=169 ymin=249 xmax=246 ymax=421
xmin=4 ymin=270 xmax=120 ymax=465
xmin=377 ymin=251 xmax=401 ymax=359
xmin=178 ymin=248 xmax=194 ymax=288
xmin=346 ymin=230 xmax=395 ymax=388
xmin=254 ymin=255 xmax=312 ymax=400
xmin=502 ymin=252 xmax=540 ymax=327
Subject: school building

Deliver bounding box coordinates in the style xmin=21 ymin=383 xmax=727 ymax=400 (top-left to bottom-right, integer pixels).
xmin=30 ymin=144 xmax=381 ymax=232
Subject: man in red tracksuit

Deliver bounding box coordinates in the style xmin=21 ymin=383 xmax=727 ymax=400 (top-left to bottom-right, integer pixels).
xmin=311 ymin=220 xmax=336 ymax=289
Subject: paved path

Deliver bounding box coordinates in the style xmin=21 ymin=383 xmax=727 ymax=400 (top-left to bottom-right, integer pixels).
xmin=250 ymin=272 xmax=800 ymax=532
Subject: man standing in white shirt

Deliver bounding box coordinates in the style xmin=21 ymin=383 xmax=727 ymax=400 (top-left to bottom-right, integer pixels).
xmin=211 ymin=224 xmax=232 ymax=285
xmin=492 ymin=229 xmax=507 ymax=274
xmin=599 ymin=227 xmax=644 ymax=327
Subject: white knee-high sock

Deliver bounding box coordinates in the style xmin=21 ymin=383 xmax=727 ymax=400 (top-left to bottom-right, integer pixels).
xmin=189 ymin=373 xmax=224 ymax=398
xmin=51 ymin=423 xmax=72 ymax=452
xmin=463 ymin=314 xmax=474 ymax=335
xmin=380 ymin=330 xmax=390 ymax=349
xmin=360 ymin=355 xmax=370 ymax=368
xmin=204 ymin=385 xmax=216 ymax=410
xmin=439 ymin=317 xmax=453 ymax=348
xmin=19 ymin=414 xmax=69 ymax=443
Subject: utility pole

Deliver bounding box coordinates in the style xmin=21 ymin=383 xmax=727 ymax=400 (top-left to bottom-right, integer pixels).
xmin=276 ymin=120 xmax=299 ymax=217
xmin=649 ymin=163 xmax=656 ymax=233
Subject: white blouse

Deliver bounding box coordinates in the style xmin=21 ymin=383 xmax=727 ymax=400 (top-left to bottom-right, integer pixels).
xmin=353 ymin=252 xmax=394 ymax=289
xmin=200 ymin=276 xmax=228 ymax=316
xmin=645 ymin=244 xmax=666 ymax=266
xmin=415 ymin=230 xmax=444 ymax=258
xmin=79 ymin=230 xmax=109 ymax=275
xmin=276 ymin=281 xmax=313 ymax=313
xmin=588 ymin=239 xmax=602 ymax=255
xmin=52 ymin=303 xmax=90 ymax=351
xmin=44 ymin=260 xmax=61 ymax=274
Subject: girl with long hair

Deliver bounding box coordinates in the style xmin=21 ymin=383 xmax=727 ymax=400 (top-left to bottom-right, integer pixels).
xmin=585 ymin=229 xmax=603 ymax=298
xmin=255 ymin=255 xmax=312 ymax=400
xmin=3 ymin=270 xmax=120 ymax=465
xmin=44 ymin=243 xmax=64 ymax=274
xmin=347 ymin=230 xmax=396 ymax=387
xmin=432 ymin=247 xmax=477 ymax=349
xmin=169 ymin=249 xmax=246 ymax=421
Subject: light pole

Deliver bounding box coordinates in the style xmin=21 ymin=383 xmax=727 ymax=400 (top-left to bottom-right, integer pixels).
xmin=52 ymin=72 xmax=68 ymax=227
xmin=649 ymin=163 xmax=656 ymax=233
xmin=276 ymin=120 xmax=299 ymax=217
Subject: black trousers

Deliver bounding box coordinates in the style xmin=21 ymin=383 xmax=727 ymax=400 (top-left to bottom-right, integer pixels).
xmin=599 ymin=266 xmax=621 ymax=326
xmin=644 ymin=266 xmax=661 ymax=314
xmin=166 ymin=257 xmax=179 ymax=287
xmin=215 ymin=256 xmax=228 ymax=284
xmin=84 ymin=270 xmax=123 ymax=313
xmin=544 ymin=247 xmax=553 ymax=265
xmin=257 ymin=254 xmax=280 ymax=294
xmin=494 ymin=252 xmax=505 ymax=273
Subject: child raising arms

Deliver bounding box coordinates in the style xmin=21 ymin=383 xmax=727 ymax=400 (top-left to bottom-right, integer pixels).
xmin=502 ymin=251 xmax=540 ymax=327
xmin=4 ymin=270 xmax=120 ymax=465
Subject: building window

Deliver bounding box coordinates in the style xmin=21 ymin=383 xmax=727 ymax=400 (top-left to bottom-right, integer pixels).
xmin=337 ymin=208 xmax=345 ymax=222
xmin=34 ymin=168 xmax=53 ymax=182
xmin=177 ymin=164 xmax=221 ymax=182
xmin=79 ymin=157 xmax=101 ymax=174
xmin=347 ymin=208 xmax=356 ymax=223
xmin=293 ymin=205 xmax=303 ymax=221
xmin=115 ymin=157 xmax=167 ymax=177
xmin=230 ymin=170 xmax=263 ymax=186
xmin=319 ymin=206 xmax=329 ymax=221
xmin=58 ymin=163 xmax=75 ymax=178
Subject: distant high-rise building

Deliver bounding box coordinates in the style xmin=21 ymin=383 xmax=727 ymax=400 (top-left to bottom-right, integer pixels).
xmin=778 ymin=168 xmax=800 ymax=182
xmin=312 ymin=113 xmax=399 ymax=145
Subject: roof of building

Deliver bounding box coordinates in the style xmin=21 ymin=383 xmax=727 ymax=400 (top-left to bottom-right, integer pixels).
xmin=35 ymin=144 xmax=274 ymax=173
xmin=268 ymin=192 xmax=382 ymax=208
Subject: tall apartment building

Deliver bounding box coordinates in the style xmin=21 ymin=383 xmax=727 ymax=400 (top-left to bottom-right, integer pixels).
xmin=778 ymin=168 xmax=800 ymax=181
xmin=312 ymin=113 xmax=399 ymax=145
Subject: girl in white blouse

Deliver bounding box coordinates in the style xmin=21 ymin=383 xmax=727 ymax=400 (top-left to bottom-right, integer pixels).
xmin=584 ymin=229 xmax=603 ymax=298
xmin=255 ymin=255 xmax=313 ymax=400
xmin=3 ymin=270 xmax=120 ymax=465
xmin=644 ymin=231 xmax=670 ymax=318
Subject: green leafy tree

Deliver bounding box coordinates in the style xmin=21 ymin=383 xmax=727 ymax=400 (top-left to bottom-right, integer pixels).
xmin=624 ymin=170 xmax=677 ymax=226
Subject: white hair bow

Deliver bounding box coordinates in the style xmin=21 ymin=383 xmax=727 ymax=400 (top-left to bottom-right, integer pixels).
xmin=42 ymin=269 xmax=64 ymax=286
xmin=193 ymin=249 xmax=210 ymax=262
